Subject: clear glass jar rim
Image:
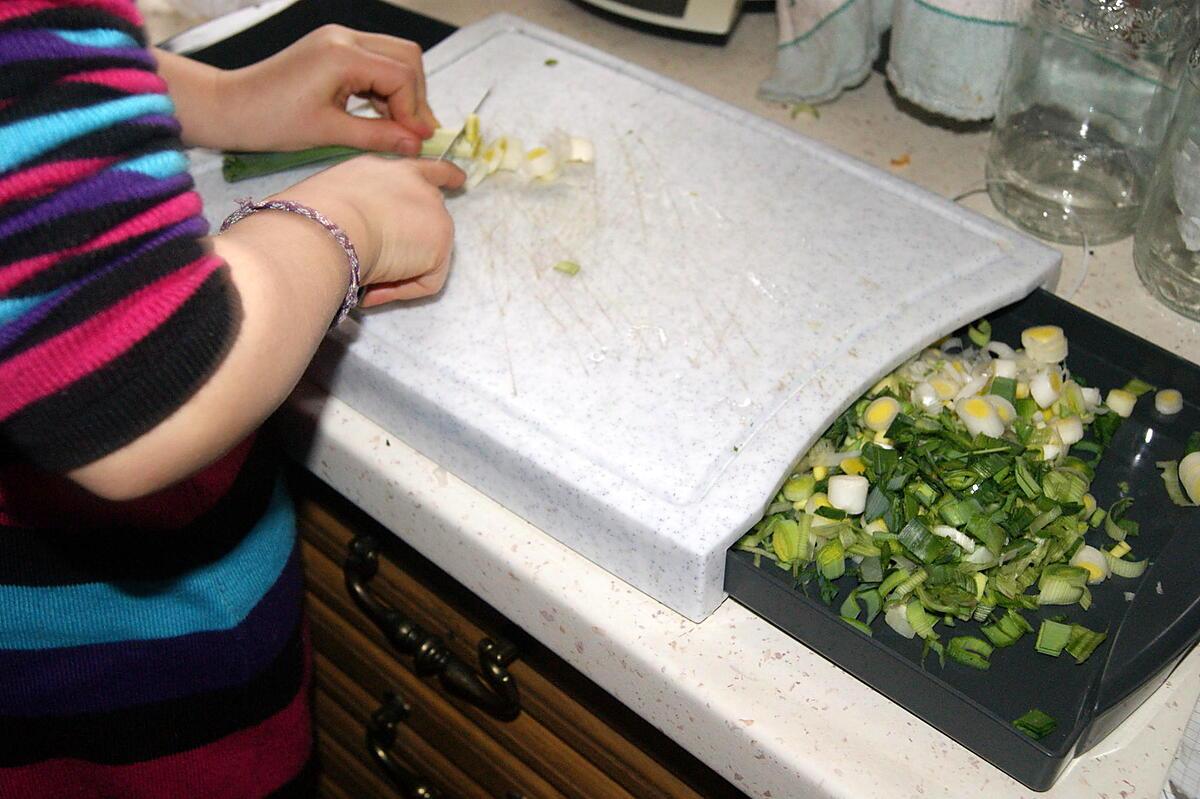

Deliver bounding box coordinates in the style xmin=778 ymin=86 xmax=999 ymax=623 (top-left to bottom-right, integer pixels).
xmin=1034 ymin=0 xmax=1198 ymax=48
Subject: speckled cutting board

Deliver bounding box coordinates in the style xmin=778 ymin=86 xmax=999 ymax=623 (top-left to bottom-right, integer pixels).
xmin=191 ymin=14 xmax=1060 ymax=621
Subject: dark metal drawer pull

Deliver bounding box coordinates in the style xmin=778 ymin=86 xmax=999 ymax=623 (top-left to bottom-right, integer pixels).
xmin=345 ymin=534 xmax=521 ymax=721
xmin=366 ymin=692 xmax=442 ymax=798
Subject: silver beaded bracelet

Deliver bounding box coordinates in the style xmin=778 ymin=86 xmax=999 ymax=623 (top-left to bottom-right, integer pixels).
xmin=220 ymin=197 xmax=361 ymax=328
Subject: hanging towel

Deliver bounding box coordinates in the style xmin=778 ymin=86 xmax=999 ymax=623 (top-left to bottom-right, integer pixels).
xmin=761 ymin=0 xmax=1029 ymax=120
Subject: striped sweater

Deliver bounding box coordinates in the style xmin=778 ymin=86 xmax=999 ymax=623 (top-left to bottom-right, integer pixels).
xmin=0 ymin=2 xmax=311 ymax=797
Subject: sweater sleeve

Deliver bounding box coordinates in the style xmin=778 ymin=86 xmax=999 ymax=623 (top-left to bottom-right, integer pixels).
xmin=0 ymin=0 xmax=240 ymax=473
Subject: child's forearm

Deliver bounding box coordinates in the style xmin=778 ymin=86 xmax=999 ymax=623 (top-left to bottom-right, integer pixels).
xmin=68 ymin=210 xmax=353 ymax=500
xmin=152 ymin=49 xmax=231 ymax=150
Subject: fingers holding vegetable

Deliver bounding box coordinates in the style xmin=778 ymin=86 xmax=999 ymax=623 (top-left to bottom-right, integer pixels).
xmin=220 ymin=25 xmax=438 ymax=154
xmin=351 ymin=30 xmax=439 ymax=133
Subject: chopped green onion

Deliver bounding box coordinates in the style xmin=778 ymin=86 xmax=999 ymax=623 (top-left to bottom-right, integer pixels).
xmin=816 ymin=538 xmax=846 ymax=580
xmin=842 ymin=617 xmax=873 ymax=635
xmin=1028 ymin=506 xmax=1063 ymax=536
xmin=1035 ymin=620 xmax=1072 ymax=656
xmin=1042 ymin=469 xmax=1088 ymax=504
xmin=1014 ymin=708 xmax=1057 ymax=739
xmin=1104 ymin=551 xmax=1148 ymax=579
xmin=898 ymin=518 xmax=951 ymax=564
xmin=1156 ymin=460 xmax=1197 ymax=507
xmin=946 ymin=635 xmax=994 ymax=669
xmin=968 ymin=320 xmax=992 ymax=348
xmin=1065 ymin=624 xmax=1108 ymax=664
xmin=980 ymin=609 xmax=1033 ymax=647
xmin=906 ymin=599 xmax=938 ymax=640
xmin=553 ymin=260 xmax=581 ymax=276
xmin=1104 ymin=497 xmax=1137 ymax=542
xmin=1122 ymin=378 xmax=1156 ymax=397
xmin=1038 ymin=564 xmax=1088 ymax=605
xmin=989 ymin=376 xmax=1016 ymax=405
xmin=840 ymin=586 xmax=882 ymax=628
xmin=889 ymin=568 xmax=928 ymax=601
xmin=771 ymin=518 xmax=801 ymax=564
xmin=782 ymin=474 xmax=816 ymax=502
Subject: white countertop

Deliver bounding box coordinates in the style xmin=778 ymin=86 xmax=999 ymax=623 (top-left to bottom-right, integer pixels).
xmin=148 ymin=1 xmax=1200 ymax=795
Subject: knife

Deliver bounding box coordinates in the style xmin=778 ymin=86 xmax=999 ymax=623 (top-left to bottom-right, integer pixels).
xmin=437 ymin=87 xmax=493 ymax=161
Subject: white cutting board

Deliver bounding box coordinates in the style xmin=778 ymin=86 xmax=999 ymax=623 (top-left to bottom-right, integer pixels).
xmin=192 ymin=14 xmax=1060 ymax=621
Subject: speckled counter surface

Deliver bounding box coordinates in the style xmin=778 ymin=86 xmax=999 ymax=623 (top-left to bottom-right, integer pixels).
xmin=147 ymin=1 xmax=1200 ymax=796
xmin=279 ymin=383 xmax=1200 ymax=799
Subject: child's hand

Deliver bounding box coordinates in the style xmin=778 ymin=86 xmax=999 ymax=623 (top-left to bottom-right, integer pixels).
xmin=270 ymin=156 xmax=466 ymax=304
xmin=213 ymin=25 xmax=440 ymax=155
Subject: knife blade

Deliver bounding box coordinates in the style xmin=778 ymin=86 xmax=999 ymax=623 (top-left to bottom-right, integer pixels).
xmin=437 ymin=87 xmax=493 ymax=162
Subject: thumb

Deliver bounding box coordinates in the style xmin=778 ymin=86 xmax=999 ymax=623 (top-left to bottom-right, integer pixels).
xmin=325 ymin=114 xmax=422 ymax=155
xmin=409 ymin=158 xmax=467 ymax=191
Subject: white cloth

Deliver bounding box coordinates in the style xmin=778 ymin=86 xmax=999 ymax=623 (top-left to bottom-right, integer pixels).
xmin=760 ymin=0 xmax=1028 ymax=120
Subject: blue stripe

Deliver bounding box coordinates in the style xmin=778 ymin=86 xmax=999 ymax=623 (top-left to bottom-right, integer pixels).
xmin=0 ymin=290 xmax=58 ymax=326
xmin=0 ymin=94 xmax=174 ymax=174
xmin=114 ymin=150 xmax=188 ymax=180
xmin=0 ymin=481 xmax=296 ymax=650
xmin=51 ymin=28 xmax=139 ymax=49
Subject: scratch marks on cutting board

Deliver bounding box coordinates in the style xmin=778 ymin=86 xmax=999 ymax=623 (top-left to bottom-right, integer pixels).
xmin=480 ymin=219 xmax=519 ymax=397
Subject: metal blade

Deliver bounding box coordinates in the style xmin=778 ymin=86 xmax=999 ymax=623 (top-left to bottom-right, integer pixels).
xmin=437 ymin=86 xmax=493 ymax=161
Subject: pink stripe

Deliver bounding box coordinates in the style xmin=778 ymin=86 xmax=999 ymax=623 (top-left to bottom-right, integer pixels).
xmin=0 ymin=192 xmax=203 ymax=293
xmin=61 ymin=68 xmax=166 ymax=95
xmin=0 ymin=628 xmax=311 ymax=799
xmin=0 ymin=1 xmax=141 ymax=26
xmin=0 ymin=254 xmax=223 ymax=422
xmin=0 ymin=157 xmax=114 ymax=204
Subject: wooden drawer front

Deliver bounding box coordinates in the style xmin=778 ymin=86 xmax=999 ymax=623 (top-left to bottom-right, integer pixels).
xmin=309 ymin=589 xmax=561 ymax=799
xmin=314 ymin=649 xmax=495 ymax=799
xmin=304 ymin=540 xmax=632 ymax=799
xmin=297 ymin=496 xmax=714 ymax=799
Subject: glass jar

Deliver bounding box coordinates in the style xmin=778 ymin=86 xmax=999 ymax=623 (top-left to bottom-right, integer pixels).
xmin=986 ymin=0 xmax=1198 ymax=246
xmin=1134 ymin=45 xmax=1200 ymax=320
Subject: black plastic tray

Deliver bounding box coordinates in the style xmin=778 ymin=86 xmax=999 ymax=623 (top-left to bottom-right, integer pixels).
xmin=724 ymin=288 xmax=1200 ymax=791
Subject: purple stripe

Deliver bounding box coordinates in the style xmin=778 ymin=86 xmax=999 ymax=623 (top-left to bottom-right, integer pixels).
xmin=0 ymin=168 xmax=189 ymax=240
xmin=132 ymin=112 xmax=180 ymax=134
xmin=0 ymin=215 xmax=206 ymax=354
xmin=0 ymin=30 xmax=152 ymax=69
xmin=0 ymin=547 xmax=302 ymax=717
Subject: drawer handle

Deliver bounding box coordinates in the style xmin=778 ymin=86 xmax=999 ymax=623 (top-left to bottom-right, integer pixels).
xmin=367 ymin=692 xmax=442 ymax=798
xmin=345 ymin=534 xmax=522 ymax=721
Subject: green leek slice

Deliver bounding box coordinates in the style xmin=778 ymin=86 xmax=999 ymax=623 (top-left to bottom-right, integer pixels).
xmin=946 ymin=635 xmax=994 ymax=669
xmin=1035 ymin=620 xmax=1072 ymax=656
xmin=1014 ymin=708 xmax=1057 ymax=739
xmin=1065 ymin=624 xmax=1108 ymax=664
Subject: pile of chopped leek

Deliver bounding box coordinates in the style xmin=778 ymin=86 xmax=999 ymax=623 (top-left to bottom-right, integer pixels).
xmin=222 ymin=114 xmax=594 ymax=186
xmin=737 ymin=323 xmax=1154 ymax=682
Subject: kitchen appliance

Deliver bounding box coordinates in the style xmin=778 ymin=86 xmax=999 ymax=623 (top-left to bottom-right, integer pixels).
xmin=574 ymin=0 xmax=743 ymax=35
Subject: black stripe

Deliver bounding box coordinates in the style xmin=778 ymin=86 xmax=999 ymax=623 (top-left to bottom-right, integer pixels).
xmin=0 ymin=270 xmax=240 ymax=472
xmin=0 ymin=615 xmax=305 ymax=766
xmin=4 ymin=234 xmax=205 ymax=347
xmin=0 ymin=139 xmax=181 ymax=230
xmin=0 ymin=185 xmax=184 ymax=267
xmin=0 ymin=8 xmax=145 ymax=43
xmin=0 ymin=82 xmax=131 ymax=127
xmin=0 ymin=445 xmax=278 ymax=586
xmin=0 ymin=54 xmax=154 ymax=100
xmin=266 ymin=754 xmax=318 ymax=799
xmin=22 ymin=119 xmax=181 ymax=169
